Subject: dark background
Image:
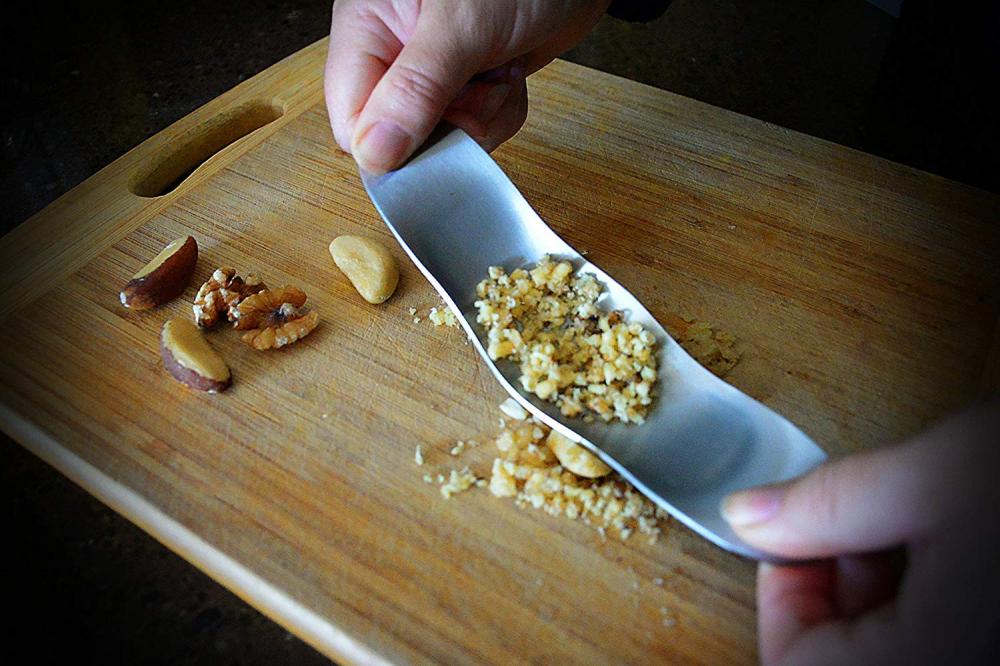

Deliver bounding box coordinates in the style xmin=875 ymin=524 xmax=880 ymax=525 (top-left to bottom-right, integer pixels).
xmin=1 ymin=0 xmax=997 ymax=663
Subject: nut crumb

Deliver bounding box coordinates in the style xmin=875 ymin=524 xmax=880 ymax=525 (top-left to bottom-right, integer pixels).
xmin=440 ymin=467 xmax=480 ymax=499
xmin=499 ymin=397 xmax=529 ymax=421
xmin=449 ymin=441 xmax=466 ymax=456
xmin=428 ymin=306 xmax=459 ymax=328
xmin=675 ymin=319 xmax=741 ymax=377
xmin=414 ymin=445 xmax=424 ymax=466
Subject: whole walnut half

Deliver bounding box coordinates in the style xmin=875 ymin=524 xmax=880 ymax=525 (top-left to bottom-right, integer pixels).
xmin=235 ymin=286 xmax=319 ymax=350
xmin=193 ymin=267 xmax=266 ymax=328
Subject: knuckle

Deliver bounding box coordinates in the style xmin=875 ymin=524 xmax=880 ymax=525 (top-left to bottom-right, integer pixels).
xmin=387 ymin=62 xmax=450 ymax=113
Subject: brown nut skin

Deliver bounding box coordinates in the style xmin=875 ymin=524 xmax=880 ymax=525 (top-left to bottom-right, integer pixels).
xmin=120 ymin=236 xmax=198 ymax=310
xmin=160 ymin=318 xmax=231 ymax=393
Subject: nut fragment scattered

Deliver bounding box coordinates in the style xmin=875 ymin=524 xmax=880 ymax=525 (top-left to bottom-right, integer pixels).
xmin=545 ymin=430 xmax=611 ymax=479
xmin=498 ymin=397 xmax=529 ymax=421
xmin=193 ymin=267 xmax=266 ymax=328
xmin=676 ymin=319 xmax=741 ymax=377
xmin=120 ymin=236 xmax=198 ymax=310
xmin=475 ymin=256 xmax=658 ymax=424
xmin=440 ymin=467 xmax=481 ymax=499
xmin=329 ymin=235 xmax=399 ymax=304
xmin=160 ymin=318 xmax=231 ymax=392
xmin=236 ymin=286 xmax=319 ymax=350
xmin=428 ymin=306 xmax=458 ymax=328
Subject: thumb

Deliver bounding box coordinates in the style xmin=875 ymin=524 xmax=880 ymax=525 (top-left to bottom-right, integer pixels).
xmin=721 ymin=402 xmax=999 ymax=559
xmin=721 ymin=439 xmax=936 ymax=559
xmin=350 ymin=23 xmax=483 ymax=175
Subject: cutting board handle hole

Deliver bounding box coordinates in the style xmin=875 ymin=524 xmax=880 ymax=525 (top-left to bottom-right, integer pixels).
xmin=130 ymin=100 xmax=284 ymax=197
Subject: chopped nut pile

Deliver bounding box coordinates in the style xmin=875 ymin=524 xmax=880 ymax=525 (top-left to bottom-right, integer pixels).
xmin=487 ymin=413 xmax=667 ymax=542
xmin=416 ymin=403 xmax=666 ymax=542
xmin=475 ymin=256 xmax=658 ymax=424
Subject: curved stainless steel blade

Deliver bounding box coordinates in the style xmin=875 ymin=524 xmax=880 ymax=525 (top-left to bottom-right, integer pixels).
xmin=361 ymin=127 xmax=826 ymax=560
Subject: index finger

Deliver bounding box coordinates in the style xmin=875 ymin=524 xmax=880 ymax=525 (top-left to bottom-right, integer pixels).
xmin=323 ymin=3 xmax=405 ymax=152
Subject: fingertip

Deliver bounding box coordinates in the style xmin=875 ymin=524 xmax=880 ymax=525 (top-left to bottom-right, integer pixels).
xmin=721 ymin=486 xmax=785 ymax=528
xmin=352 ymin=119 xmax=414 ymax=175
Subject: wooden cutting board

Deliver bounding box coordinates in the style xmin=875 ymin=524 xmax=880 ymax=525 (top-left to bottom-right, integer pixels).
xmin=1 ymin=39 xmax=997 ymax=664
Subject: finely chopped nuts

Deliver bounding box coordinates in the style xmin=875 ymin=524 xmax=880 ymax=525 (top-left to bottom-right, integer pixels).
xmin=417 ymin=406 xmax=666 ymax=541
xmin=488 ymin=415 xmax=666 ymax=542
xmin=475 ymin=256 xmax=658 ymax=424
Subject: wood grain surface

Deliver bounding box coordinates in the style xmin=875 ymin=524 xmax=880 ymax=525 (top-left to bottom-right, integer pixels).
xmin=1 ymin=38 xmax=997 ymax=664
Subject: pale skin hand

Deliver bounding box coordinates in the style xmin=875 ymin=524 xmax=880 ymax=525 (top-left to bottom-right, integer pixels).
xmin=722 ymin=401 xmax=1000 ymax=665
xmin=324 ymin=0 xmax=611 ymax=174
xmin=327 ymin=3 xmax=1000 ymax=662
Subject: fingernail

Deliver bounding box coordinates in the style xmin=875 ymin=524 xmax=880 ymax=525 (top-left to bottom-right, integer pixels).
xmin=353 ymin=120 xmax=412 ymax=174
xmin=721 ymin=487 xmax=783 ymax=527
xmin=479 ymin=84 xmax=511 ymax=121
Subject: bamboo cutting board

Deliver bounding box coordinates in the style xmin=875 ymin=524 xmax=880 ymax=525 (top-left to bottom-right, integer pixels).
xmin=1 ymin=39 xmax=998 ymax=664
